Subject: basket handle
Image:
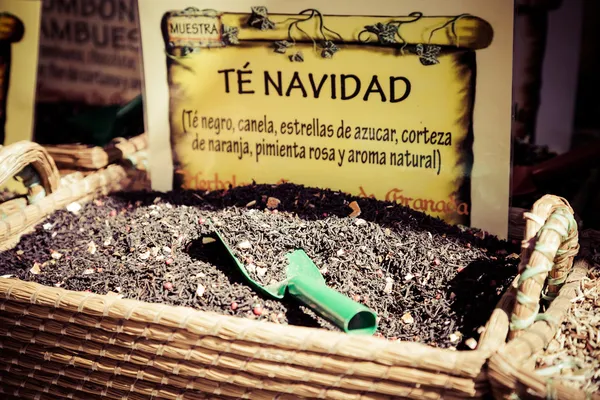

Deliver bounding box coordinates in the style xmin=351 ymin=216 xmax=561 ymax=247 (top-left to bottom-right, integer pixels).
xmin=508 ymin=195 xmax=580 ymax=339
xmin=0 ymin=141 xmax=61 ymax=204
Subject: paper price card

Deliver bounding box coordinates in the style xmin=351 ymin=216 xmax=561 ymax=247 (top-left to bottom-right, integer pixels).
xmin=138 ymin=0 xmax=514 ymax=238
xmin=0 ymin=0 xmax=41 ymax=144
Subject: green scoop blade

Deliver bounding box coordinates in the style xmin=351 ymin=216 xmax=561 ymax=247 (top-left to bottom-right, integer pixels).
xmin=208 ymin=221 xmax=378 ymax=335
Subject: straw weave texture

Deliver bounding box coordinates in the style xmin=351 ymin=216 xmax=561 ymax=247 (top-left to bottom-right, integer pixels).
xmin=487 ymin=195 xmax=596 ymax=399
xmin=509 ymin=195 xmax=579 ymax=339
xmin=0 ymin=271 xmax=515 ymax=399
xmin=0 ymin=164 xmax=126 ymax=251
xmin=0 ymin=197 xmax=26 ymax=218
xmin=0 ymin=140 xmax=561 ymax=399
xmin=0 ymin=141 xmax=60 ymax=196
xmin=489 ymin=260 xmax=598 ymax=399
xmin=0 ymin=364 xmax=232 ymax=400
xmin=43 ymin=133 xmax=148 ymax=170
xmin=0 ymin=310 xmax=482 ymax=392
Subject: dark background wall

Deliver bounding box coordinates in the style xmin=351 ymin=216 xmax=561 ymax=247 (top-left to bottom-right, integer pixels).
xmin=574 ymin=0 xmax=600 ymax=132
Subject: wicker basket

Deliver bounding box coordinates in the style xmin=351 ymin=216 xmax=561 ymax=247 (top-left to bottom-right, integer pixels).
xmin=488 ymin=197 xmax=600 ymax=399
xmin=0 ymin=140 xmax=522 ymax=399
xmin=42 ymin=133 xmax=148 ymax=171
xmin=0 ymin=141 xmax=129 ymax=251
xmin=0 ymin=141 xmax=580 ymax=399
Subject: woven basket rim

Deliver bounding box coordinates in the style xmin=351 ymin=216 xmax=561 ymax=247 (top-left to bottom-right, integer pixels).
xmin=0 ymin=140 xmax=61 ymax=196
xmin=0 ymin=139 xmax=555 ymax=399
xmin=488 ymin=191 xmax=595 ymax=399
xmin=488 ymin=258 xmax=599 ymax=399
xmin=42 ymin=133 xmax=148 ymax=170
xmin=0 ymin=276 xmax=500 ymax=368
xmin=0 ymin=140 xmax=513 ymax=365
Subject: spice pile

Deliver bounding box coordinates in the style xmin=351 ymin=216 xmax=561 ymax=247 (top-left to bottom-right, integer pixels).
xmin=534 ymin=239 xmax=600 ymax=395
xmin=0 ymin=184 xmax=519 ymax=349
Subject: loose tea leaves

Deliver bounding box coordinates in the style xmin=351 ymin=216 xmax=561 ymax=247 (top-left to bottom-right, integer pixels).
xmin=219 ymin=209 xmax=302 ymax=286
xmin=0 ymin=184 xmax=519 ymax=348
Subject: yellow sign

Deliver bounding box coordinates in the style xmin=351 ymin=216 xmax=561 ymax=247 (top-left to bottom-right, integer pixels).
xmin=0 ymin=0 xmax=41 ymax=145
xmin=138 ymin=0 xmax=514 ymax=238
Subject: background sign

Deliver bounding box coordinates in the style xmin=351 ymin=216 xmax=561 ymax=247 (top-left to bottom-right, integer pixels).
xmin=139 ymin=0 xmax=514 ymax=238
xmin=0 ymin=0 xmax=41 ymax=144
xmin=37 ymin=0 xmax=141 ymax=105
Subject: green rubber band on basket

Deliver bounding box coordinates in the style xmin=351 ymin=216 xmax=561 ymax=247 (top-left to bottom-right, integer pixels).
xmin=552 ymin=208 xmax=570 ymax=220
xmin=533 ymin=242 xmax=558 ymax=262
xmin=126 ymin=155 xmax=138 ymax=167
xmin=510 ymin=309 xmax=557 ymax=331
xmin=518 ymin=264 xmax=552 ymax=284
xmin=542 ymin=267 xmax=572 ymax=302
xmin=537 ymin=360 xmax=578 ymax=377
xmin=556 ymin=207 xmax=576 ymax=228
xmin=543 ymin=213 xmax=569 ymax=233
xmin=516 ymin=291 xmax=538 ymax=307
xmin=548 ymin=213 xmax=570 ymax=236
xmin=510 ymin=307 xmax=539 ymax=330
xmin=539 ymin=222 xmax=568 ymax=240
xmin=547 ymin=274 xmax=568 ymax=286
xmin=535 ymin=312 xmax=558 ymax=327
xmin=511 ymin=296 xmax=541 ymax=330
xmin=541 ymin=277 xmax=569 ymax=302
xmin=541 ymin=291 xmax=558 ymax=302
xmin=538 ymin=360 xmax=583 ymax=400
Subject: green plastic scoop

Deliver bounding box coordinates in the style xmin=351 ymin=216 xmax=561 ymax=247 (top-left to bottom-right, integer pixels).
xmin=209 ymin=224 xmax=378 ymax=335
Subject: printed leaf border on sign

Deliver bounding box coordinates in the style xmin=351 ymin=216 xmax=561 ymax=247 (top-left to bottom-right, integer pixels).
xmin=161 ymin=6 xmax=495 ymax=227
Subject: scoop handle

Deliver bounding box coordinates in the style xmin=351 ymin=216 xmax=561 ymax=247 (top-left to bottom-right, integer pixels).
xmin=287 ymin=276 xmax=377 ymax=335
